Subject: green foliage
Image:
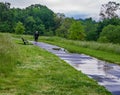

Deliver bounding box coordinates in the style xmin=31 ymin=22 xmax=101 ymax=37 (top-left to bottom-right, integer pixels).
xmin=25 ymin=16 xmax=35 ymax=32
xmin=83 ymin=18 xmax=98 ymax=41
xmin=0 ymin=1 xmax=120 ymax=43
xmin=14 ymin=21 xmax=25 ymax=34
xmin=56 ymin=18 xmax=74 ymax=38
xmin=0 ymin=2 xmax=13 ymax=32
xmin=69 ymin=21 xmax=86 ymax=40
xmin=98 ymin=25 xmax=120 ymax=44
xmin=24 ymin=4 xmax=55 ymax=34
xmin=53 ymin=13 xmax=66 ymax=31
xmin=96 ymin=17 xmax=120 ymax=39
xmin=98 ymin=36 xmax=109 ymax=43
xmin=0 ymin=2 xmax=55 ymax=35
xmin=0 ymin=22 xmax=11 ymax=32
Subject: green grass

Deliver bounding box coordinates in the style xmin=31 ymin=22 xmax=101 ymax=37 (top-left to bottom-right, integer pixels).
xmin=39 ymin=36 xmax=120 ymax=65
xmin=0 ymin=33 xmax=111 ymax=95
xmin=0 ymin=33 xmax=21 ymax=76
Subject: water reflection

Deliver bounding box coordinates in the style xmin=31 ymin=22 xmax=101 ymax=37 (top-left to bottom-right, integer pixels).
xmin=33 ymin=42 xmax=120 ymax=95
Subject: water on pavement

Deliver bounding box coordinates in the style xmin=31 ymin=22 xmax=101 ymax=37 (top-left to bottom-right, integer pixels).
xmin=32 ymin=42 xmax=120 ymax=95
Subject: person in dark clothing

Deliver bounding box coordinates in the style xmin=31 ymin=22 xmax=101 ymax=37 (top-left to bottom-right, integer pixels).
xmin=34 ymin=31 xmax=39 ymax=42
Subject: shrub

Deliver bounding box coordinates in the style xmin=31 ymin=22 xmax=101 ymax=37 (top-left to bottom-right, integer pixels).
xmin=68 ymin=21 xmax=86 ymax=40
xmin=14 ymin=21 xmax=25 ymax=34
xmin=98 ymin=25 xmax=120 ymax=44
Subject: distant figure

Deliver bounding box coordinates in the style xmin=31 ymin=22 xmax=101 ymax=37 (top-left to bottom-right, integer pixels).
xmin=34 ymin=31 xmax=39 ymax=42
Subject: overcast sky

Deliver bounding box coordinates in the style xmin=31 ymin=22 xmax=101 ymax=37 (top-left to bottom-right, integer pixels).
xmin=0 ymin=0 xmax=120 ymax=20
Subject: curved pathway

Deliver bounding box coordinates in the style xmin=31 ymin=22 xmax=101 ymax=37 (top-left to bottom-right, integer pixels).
xmin=32 ymin=42 xmax=120 ymax=95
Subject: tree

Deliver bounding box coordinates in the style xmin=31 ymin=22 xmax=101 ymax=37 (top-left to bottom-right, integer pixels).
xmin=14 ymin=22 xmax=25 ymax=34
xmin=35 ymin=24 xmax=45 ymax=35
xmin=0 ymin=2 xmax=14 ymax=32
xmin=23 ymin=4 xmax=55 ymax=35
xmin=98 ymin=25 xmax=120 ymax=44
xmin=25 ymin=16 xmax=35 ymax=32
xmin=53 ymin=13 xmax=66 ymax=32
xmin=56 ymin=17 xmax=74 ymax=38
xmin=95 ymin=17 xmax=120 ymax=40
xmin=82 ymin=18 xmax=98 ymax=41
xmin=68 ymin=21 xmax=86 ymax=40
xmin=100 ymin=1 xmax=120 ymax=20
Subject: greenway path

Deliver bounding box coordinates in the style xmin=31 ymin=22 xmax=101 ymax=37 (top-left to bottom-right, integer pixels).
xmin=32 ymin=42 xmax=120 ymax=95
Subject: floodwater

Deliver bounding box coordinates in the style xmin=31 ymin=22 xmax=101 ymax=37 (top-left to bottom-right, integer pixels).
xmin=32 ymin=42 xmax=120 ymax=95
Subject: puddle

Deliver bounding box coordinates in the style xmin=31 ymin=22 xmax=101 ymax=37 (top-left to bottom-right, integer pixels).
xmin=32 ymin=42 xmax=120 ymax=95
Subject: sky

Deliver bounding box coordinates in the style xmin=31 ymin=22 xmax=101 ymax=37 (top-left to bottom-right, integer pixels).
xmin=0 ymin=0 xmax=120 ymax=20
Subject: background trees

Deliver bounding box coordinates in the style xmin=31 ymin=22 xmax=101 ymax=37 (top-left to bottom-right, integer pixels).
xmin=0 ymin=2 xmax=55 ymax=35
xmin=98 ymin=25 xmax=120 ymax=43
xmin=68 ymin=21 xmax=85 ymax=40
xmin=82 ymin=18 xmax=98 ymax=41
xmin=0 ymin=1 xmax=120 ymax=44
xmin=55 ymin=17 xmax=74 ymax=38
xmin=96 ymin=17 xmax=120 ymax=40
xmin=0 ymin=2 xmax=13 ymax=32
xmin=96 ymin=1 xmax=120 ymax=43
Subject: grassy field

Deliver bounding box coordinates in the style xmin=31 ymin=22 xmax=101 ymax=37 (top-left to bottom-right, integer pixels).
xmin=0 ymin=33 xmax=111 ymax=95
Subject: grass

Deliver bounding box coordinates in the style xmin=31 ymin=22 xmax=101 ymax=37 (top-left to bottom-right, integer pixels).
xmin=0 ymin=33 xmax=111 ymax=95
xmin=39 ymin=36 xmax=120 ymax=65
xmin=0 ymin=33 xmax=20 ymax=77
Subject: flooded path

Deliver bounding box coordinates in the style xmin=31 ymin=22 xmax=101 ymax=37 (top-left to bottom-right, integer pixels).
xmin=33 ymin=42 xmax=120 ymax=95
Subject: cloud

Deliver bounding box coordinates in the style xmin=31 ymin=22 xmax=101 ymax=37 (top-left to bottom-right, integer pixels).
xmin=0 ymin=0 xmax=120 ymax=20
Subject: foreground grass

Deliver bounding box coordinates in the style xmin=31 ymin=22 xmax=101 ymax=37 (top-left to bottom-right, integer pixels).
xmin=0 ymin=33 xmax=111 ymax=95
xmin=0 ymin=34 xmax=20 ymax=76
xmin=39 ymin=37 xmax=120 ymax=65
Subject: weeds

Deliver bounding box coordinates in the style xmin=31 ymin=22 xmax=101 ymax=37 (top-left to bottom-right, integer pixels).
xmin=0 ymin=34 xmax=20 ymax=76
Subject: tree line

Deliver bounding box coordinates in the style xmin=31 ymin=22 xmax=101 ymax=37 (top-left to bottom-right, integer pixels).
xmin=0 ymin=1 xmax=120 ymax=44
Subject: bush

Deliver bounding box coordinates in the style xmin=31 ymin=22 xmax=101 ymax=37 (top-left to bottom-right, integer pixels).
xmin=14 ymin=21 xmax=25 ymax=34
xmin=98 ymin=25 xmax=120 ymax=44
xmin=68 ymin=21 xmax=86 ymax=40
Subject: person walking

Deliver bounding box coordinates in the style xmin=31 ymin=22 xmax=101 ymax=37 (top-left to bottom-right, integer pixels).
xmin=34 ymin=31 xmax=39 ymax=42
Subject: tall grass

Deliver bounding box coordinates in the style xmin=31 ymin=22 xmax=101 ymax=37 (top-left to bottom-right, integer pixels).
xmin=40 ymin=36 xmax=120 ymax=55
xmin=0 ymin=34 xmax=20 ymax=76
xmin=70 ymin=40 xmax=120 ymax=55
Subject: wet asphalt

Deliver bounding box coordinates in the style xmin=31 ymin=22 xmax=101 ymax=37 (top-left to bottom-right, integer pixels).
xmin=32 ymin=42 xmax=120 ymax=95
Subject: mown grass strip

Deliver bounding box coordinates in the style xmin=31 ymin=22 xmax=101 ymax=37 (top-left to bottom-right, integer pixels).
xmin=0 ymin=33 xmax=111 ymax=95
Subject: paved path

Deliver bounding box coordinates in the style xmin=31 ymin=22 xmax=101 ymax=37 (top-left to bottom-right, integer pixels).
xmin=32 ymin=42 xmax=120 ymax=95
